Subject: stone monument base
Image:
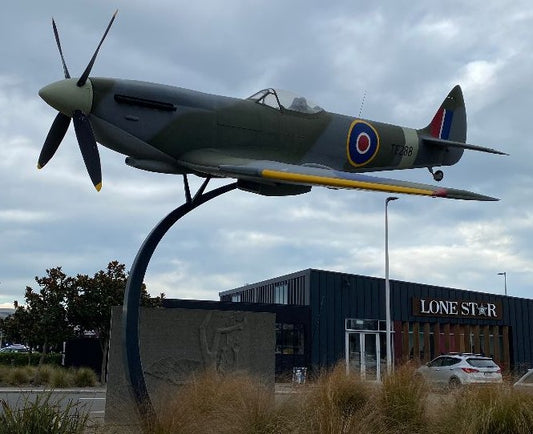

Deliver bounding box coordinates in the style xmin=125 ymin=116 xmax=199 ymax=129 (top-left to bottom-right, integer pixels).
xmin=104 ymin=306 xmax=275 ymax=430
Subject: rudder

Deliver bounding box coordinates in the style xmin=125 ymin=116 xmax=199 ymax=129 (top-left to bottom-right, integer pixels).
xmin=421 ymin=85 xmax=467 ymax=143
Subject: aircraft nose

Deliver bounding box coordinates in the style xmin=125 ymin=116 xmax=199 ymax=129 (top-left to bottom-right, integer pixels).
xmin=39 ymin=78 xmax=93 ymax=117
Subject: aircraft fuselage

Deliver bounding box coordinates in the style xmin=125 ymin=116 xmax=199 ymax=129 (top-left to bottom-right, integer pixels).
xmin=88 ymin=78 xmax=463 ymax=175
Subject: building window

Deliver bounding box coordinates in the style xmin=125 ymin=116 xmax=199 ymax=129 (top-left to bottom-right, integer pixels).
xmin=231 ymin=294 xmax=241 ymax=302
xmin=274 ymin=282 xmax=288 ymax=304
xmin=275 ymin=323 xmax=304 ymax=355
xmin=345 ymin=318 xmax=386 ymax=331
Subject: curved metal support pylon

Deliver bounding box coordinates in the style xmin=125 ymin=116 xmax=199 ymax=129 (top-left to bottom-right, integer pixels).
xmin=121 ymin=177 xmax=238 ymax=430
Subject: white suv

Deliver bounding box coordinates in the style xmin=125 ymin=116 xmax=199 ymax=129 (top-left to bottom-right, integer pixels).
xmin=416 ymin=353 xmax=502 ymax=387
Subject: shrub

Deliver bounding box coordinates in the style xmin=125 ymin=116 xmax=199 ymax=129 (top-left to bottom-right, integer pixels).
xmin=40 ymin=353 xmax=62 ymax=366
xmin=375 ymin=363 xmax=428 ymax=433
xmin=0 ymin=365 xmax=9 ymax=384
xmin=0 ymin=352 xmax=62 ymax=367
xmin=50 ymin=368 xmax=73 ymax=388
xmin=298 ymin=363 xmax=376 ymax=433
xmin=0 ymin=393 xmax=89 ymax=434
xmin=0 ymin=365 xmax=99 ymax=388
xmin=0 ymin=352 xmax=35 ymax=367
xmin=155 ymin=369 xmax=290 ymax=434
xmin=72 ymin=367 xmax=98 ymax=387
xmin=6 ymin=366 xmax=32 ymax=386
xmin=32 ymin=365 xmax=55 ymax=386
xmin=433 ymin=384 xmax=533 ymax=434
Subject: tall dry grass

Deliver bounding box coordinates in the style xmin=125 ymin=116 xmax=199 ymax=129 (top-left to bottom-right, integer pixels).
xmin=375 ymin=363 xmax=428 ymax=433
xmin=106 ymin=364 xmax=533 ymax=433
xmin=0 ymin=364 xmax=98 ymax=388
xmin=295 ymin=363 xmax=376 ymax=433
xmin=153 ymin=369 xmax=293 ymax=434
xmin=3 ymin=362 xmax=529 ymax=433
xmin=150 ymin=363 xmax=429 ymax=434
xmin=431 ymin=384 xmax=533 ymax=434
xmin=5 ymin=366 xmax=33 ymax=386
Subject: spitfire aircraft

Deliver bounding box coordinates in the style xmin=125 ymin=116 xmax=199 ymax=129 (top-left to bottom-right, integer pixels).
xmin=38 ymin=13 xmax=506 ymax=201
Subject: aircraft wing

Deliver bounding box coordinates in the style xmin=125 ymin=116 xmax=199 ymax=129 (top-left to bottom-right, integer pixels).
xmin=178 ymin=149 xmax=498 ymax=201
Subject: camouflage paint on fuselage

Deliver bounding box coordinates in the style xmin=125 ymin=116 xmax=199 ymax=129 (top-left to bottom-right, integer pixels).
xmin=89 ymin=77 xmax=462 ymax=176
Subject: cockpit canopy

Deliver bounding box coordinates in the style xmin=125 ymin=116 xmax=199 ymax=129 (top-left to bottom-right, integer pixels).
xmin=247 ymin=88 xmax=324 ymax=114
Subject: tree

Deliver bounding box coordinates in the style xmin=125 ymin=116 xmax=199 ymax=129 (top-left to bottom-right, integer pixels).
xmin=1 ymin=304 xmax=38 ymax=351
xmin=23 ymin=267 xmax=74 ymax=364
xmin=0 ymin=261 xmax=163 ymax=377
xmin=68 ymin=261 xmax=163 ymax=382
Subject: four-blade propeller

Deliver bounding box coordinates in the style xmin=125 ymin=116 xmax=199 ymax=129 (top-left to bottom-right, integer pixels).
xmin=38 ymin=11 xmax=117 ymax=191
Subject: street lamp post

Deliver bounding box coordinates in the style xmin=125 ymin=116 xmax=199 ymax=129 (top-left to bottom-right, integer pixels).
xmin=385 ymin=196 xmax=398 ymax=377
xmin=498 ymin=272 xmax=507 ymax=296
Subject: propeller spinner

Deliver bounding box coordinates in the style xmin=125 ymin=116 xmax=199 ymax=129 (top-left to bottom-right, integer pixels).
xmin=38 ymin=11 xmax=117 ymax=191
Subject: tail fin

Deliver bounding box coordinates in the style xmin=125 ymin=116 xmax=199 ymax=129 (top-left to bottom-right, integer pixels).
xmin=421 ymin=85 xmax=466 ymax=143
xmin=419 ymin=86 xmax=506 ymax=157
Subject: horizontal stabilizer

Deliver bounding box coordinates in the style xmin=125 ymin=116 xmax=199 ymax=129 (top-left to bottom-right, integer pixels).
xmin=422 ymin=136 xmax=508 ymax=156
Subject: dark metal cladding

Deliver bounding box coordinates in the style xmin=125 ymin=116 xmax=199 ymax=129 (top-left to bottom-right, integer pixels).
xmin=219 ymin=269 xmax=532 ymax=373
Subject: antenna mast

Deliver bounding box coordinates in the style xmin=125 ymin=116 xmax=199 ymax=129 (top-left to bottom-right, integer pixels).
xmin=358 ymin=90 xmax=367 ymax=118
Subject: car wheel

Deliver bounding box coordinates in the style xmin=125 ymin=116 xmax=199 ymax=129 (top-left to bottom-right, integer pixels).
xmin=449 ymin=377 xmax=461 ymax=389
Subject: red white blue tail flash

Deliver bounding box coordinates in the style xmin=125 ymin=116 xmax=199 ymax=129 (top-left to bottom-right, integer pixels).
xmin=430 ymin=108 xmax=453 ymax=140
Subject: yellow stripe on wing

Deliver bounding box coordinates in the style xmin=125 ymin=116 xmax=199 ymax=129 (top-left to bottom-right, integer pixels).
xmin=261 ymin=169 xmax=436 ymax=196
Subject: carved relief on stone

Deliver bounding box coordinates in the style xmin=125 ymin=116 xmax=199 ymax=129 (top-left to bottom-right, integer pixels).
xmin=200 ymin=311 xmax=247 ymax=373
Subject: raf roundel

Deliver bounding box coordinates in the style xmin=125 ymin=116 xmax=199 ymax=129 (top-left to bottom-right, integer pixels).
xmin=347 ymin=120 xmax=380 ymax=167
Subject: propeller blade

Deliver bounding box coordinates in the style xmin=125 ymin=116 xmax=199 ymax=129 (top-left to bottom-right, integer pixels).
xmin=72 ymin=110 xmax=102 ymax=191
xmin=52 ymin=19 xmax=71 ymax=79
xmin=38 ymin=112 xmax=71 ymax=169
xmin=77 ymin=10 xmax=118 ymax=87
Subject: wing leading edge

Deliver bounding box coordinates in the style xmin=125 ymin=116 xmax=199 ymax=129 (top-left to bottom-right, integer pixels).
xmin=178 ymin=150 xmax=498 ymax=201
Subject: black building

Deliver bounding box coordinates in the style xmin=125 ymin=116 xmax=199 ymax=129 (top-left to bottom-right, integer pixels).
xmin=219 ymin=268 xmax=533 ymax=380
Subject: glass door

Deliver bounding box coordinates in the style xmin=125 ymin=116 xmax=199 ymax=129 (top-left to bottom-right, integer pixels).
xmin=346 ymin=332 xmax=383 ymax=381
xmin=347 ymin=332 xmax=362 ymax=377
xmin=363 ymin=333 xmax=379 ymax=381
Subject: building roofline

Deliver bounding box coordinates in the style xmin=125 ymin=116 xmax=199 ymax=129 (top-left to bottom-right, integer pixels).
xmin=219 ymin=268 xmax=312 ymax=296
xmin=220 ymin=268 xmax=520 ymax=301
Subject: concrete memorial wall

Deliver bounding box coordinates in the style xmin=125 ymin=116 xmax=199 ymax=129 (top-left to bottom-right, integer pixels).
xmin=105 ymin=306 xmax=275 ymax=427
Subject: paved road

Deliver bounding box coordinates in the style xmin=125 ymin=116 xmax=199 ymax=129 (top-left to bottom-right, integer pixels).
xmin=0 ymin=387 xmax=106 ymax=421
xmin=0 ymin=384 xmax=300 ymax=424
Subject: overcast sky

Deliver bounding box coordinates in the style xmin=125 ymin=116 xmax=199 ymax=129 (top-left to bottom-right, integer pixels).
xmin=1 ymin=1 xmax=532 ymax=307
